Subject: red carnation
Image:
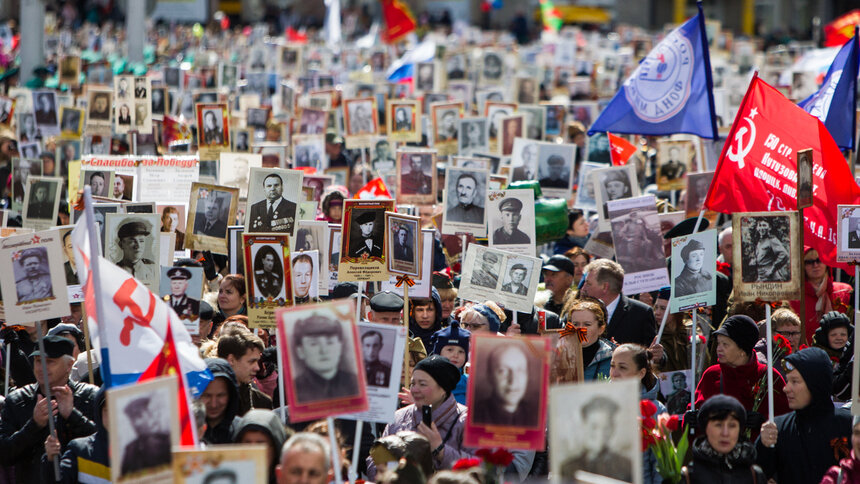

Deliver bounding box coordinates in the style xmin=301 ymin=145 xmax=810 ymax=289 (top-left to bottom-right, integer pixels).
xmin=640 ymin=399 xmax=658 ymax=417
xmin=453 ymin=458 xmax=482 ymax=470
xmin=489 ymin=448 xmax=515 ymax=467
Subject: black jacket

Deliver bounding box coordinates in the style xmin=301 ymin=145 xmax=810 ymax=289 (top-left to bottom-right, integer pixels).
xmin=409 ymin=287 xmax=443 ymax=352
xmin=605 ymin=294 xmax=657 ymax=346
xmin=42 ymin=386 xmax=109 ymax=483
xmin=203 ymin=358 xmax=241 ymax=445
xmin=232 ymin=409 xmax=288 ymax=484
xmin=0 ymin=380 xmax=98 ymax=483
xmin=502 ymin=307 xmax=562 ymax=335
xmin=237 ymin=382 xmax=273 ymax=416
xmin=683 ymin=437 xmax=765 ymax=484
xmin=755 ymin=348 xmax=853 ymax=484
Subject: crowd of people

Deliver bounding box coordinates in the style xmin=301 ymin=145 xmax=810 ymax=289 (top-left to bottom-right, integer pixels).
xmin=0 ymin=2 xmax=857 ymax=484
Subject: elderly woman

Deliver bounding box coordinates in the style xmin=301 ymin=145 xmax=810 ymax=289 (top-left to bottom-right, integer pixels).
xmin=682 ymin=395 xmax=766 ymax=482
xmin=695 ymin=315 xmax=790 ymax=429
xmin=790 ymin=247 xmax=853 ymax=342
xmin=366 ymin=355 xmax=470 ymax=481
xmin=561 ymin=297 xmax=614 ymax=381
xmin=610 ymin=344 xmax=666 ymax=484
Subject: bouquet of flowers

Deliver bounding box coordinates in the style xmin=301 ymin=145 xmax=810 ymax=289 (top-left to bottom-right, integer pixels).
xmin=640 ymin=399 xmax=688 ymax=484
xmin=452 ymin=448 xmax=514 ymax=484
xmin=747 ymin=333 xmax=793 ymax=437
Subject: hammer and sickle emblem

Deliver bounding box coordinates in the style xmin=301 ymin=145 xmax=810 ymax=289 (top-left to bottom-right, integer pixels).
xmin=727 ymin=114 xmax=757 ymax=169
xmin=114 ymin=278 xmax=156 ymax=346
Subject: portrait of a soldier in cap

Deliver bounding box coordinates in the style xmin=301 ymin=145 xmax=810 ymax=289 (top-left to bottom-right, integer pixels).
xmin=291 ymin=314 xmax=360 ymax=403
xmin=492 ymin=197 xmax=530 ymax=245
xmin=674 ymin=238 xmax=712 ymax=297
xmin=120 ymin=396 xmax=171 ymax=476
xmin=114 ymin=219 xmax=157 ymax=282
xmin=165 ymin=267 xmax=200 ymax=319
xmin=254 ymin=245 xmax=284 ymax=299
xmin=471 ymin=251 xmax=501 ymax=289
xmin=539 ymin=154 xmax=569 ymax=189
xmin=15 ymin=247 xmax=53 ymax=303
xmin=349 ymin=210 xmax=383 ymax=258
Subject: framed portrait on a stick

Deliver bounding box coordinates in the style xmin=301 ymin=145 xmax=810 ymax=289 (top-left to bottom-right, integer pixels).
xmin=441 ymin=166 xmax=489 ymax=237
xmin=732 ymin=211 xmax=801 ymax=302
xmin=656 ymin=139 xmax=693 ymax=191
xmin=338 ymin=199 xmax=395 ymax=282
xmin=386 ymin=99 xmax=421 ymax=143
xmin=276 ymin=299 xmax=368 ymax=422
xmin=797 ymin=148 xmax=813 ymax=209
xmin=592 ymin=164 xmax=640 ymax=231
xmin=464 ymin=333 xmax=550 ymax=451
xmin=186 ymin=183 xmax=239 ymax=254
xmin=342 ymin=97 xmax=378 ymax=149
xmin=837 ymin=205 xmax=860 ymax=263
xmin=172 ymin=445 xmax=267 ymax=484
xmin=431 ymin=101 xmax=463 ymax=157
xmin=196 ymin=103 xmax=231 ymax=160
xmin=385 ymin=212 xmax=421 ymax=277
xmin=108 ymin=375 xmax=179 ymax=483
xmin=607 ymin=195 xmax=670 ymax=295
xmin=487 ymin=188 xmax=535 ymax=256
xmin=396 ymin=149 xmax=436 ymax=205
xmin=0 ymin=229 xmax=70 ymax=323
xmin=670 ymin=229 xmax=717 ymax=313
xmin=244 ymin=167 xmax=302 ymax=235
xmin=22 ymin=176 xmax=62 ymax=231
xmin=458 ymin=245 xmax=541 ymax=313
xmin=105 ymin=213 xmax=162 ymax=292
xmin=549 ymin=379 xmax=642 ymax=484
xmin=244 ymin=233 xmax=292 ymax=329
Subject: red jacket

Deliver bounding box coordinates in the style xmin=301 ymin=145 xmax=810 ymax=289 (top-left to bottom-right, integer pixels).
xmin=694 ymin=350 xmax=790 ymax=419
xmin=790 ymin=247 xmax=853 ymax=343
xmin=821 ymin=451 xmax=860 ymax=484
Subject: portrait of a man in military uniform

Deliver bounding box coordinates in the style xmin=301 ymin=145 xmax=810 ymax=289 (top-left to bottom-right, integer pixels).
xmin=165 ymin=267 xmax=199 ymax=320
xmin=361 ymin=329 xmax=391 ymax=387
xmin=254 ymin=245 xmax=284 ymax=299
xmin=25 ymin=180 xmax=57 ymax=220
xmin=492 ymin=197 xmax=530 ymax=245
xmin=290 ymin=313 xmax=360 ymax=403
xmin=471 ymin=251 xmax=501 ymax=289
xmin=14 ymin=247 xmax=53 ymax=303
xmin=674 ymin=238 xmax=713 ymax=297
xmin=119 ymin=396 xmax=172 ymax=477
xmin=113 ymin=219 xmax=158 ymax=284
xmin=348 ymin=211 xmax=383 ymax=259
xmin=500 ymin=263 xmax=529 ymax=295
xmin=446 ymin=171 xmax=485 ymax=225
xmin=399 ymin=153 xmax=433 ymax=196
xmin=247 ymin=172 xmax=297 ymax=234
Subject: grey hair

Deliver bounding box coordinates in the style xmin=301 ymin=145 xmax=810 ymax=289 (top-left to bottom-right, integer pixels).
xmin=280 ymin=432 xmax=331 ymax=471
xmin=584 ymin=258 xmax=624 ymax=295
xmin=718 ymin=226 xmax=732 ymax=246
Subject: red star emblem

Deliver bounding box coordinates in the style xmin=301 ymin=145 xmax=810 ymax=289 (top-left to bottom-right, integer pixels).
xmin=31 ymin=234 xmax=41 ymax=244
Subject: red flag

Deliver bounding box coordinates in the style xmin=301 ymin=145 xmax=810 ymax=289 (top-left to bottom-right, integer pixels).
xmin=354 ymin=177 xmax=393 ymax=200
xmin=824 ymin=9 xmax=860 ymax=47
xmin=285 ymin=26 xmax=308 ymax=44
xmin=381 ymin=0 xmax=416 ymax=44
xmin=704 ymin=75 xmax=860 ymax=269
xmin=608 ymin=132 xmax=638 ymax=166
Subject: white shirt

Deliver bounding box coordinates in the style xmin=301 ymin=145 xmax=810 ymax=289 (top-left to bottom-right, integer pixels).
xmin=605 ymin=294 xmax=621 ymax=323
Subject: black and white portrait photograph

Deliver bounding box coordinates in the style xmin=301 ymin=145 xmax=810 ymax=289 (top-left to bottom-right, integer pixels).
xmin=458 ymin=117 xmax=488 ymax=157
xmin=338 ymin=199 xmax=395 ymax=282
xmin=11 ymin=158 xmax=42 ymax=210
xmin=585 ymin=132 xmax=611 ymax=164
xmin=18 ymin=141 xmax=40 ymax=159
xmin=159 ymin=265 xmax=203 ymax=330
xmin=448 ymin=81 xmax=473 ymax=111
xmin=593 ymin=164 xmax=640 ymax=230
xmin=105 ymin=213 xmax=162 ymax=291
xmin=59 ymin=106 xmax=83 ymax=137
xmin=245 ymin=167 xmax=301 ymax=235
xmin=13 ymin=246 xmax=53 ymax=303
xmin=112 ymin=174 xmax=133 ymax=201
xmin=499 ymin=115 xmax=523 ymax=156
xmin=279 ymin=299 xmax=369 ymax=421
xmin=387 ymin=99 xmax=420 ymax=143
xmin=685 ymin=171 xmax=715 ymax=215
xmin=292 ymin=135 xmax=326 ymax=170
xmin=550 ymin=379 xmax=642 ymax=484
xmin=200 ymin=107 xmax=226 ymax=146
xmin=0 ymin=95 xmax=14 ymax=125
xmin=733 ymin=211 xmax=801 ymax=302
xmin=470 ymin=249 xmax=502 ymax=289
xmin=657 ymin=140 xmax=693 ymax=191
xmin=500 ymin=258 xmax=534 ymax=296
xmin=347 ymin=209 xmax=384 ymax=259
xmin=574 ymin=162 xmax=603 ymax=213
xmin=518 ymin=105 xmax=546 ymax=140
xmin=432 ymin=102 xmax=461 ymax=147
xmin=344 ymin=98 xmax=378 ymax=143
xmin=299 ymin=108 xmax=327 ymax=135
xmin=537 ymin=141 xmax=576 ymax=197
xmin=670 ymin=229 xmax=718 ymax=312
xmin=396 ymin=149 xmax=436 ymax=204
xmin=219 ymin=152 xmax=261 ymax=199
xmin=487 ymin=188 xmax=536 ymax=255
xmin=659 ymin=369 xmax=693 ymax=417
xmin=441 ymin=166 xmax=489 ymax=237
xmin=291 ymin=250 xmax=319 ymax=302
xmin=108 ymin=375 xmax=179 ymax=483
xmin=464 ymin=334 xmax=549 ymax=450
xmin=0 ymin=230 xmax=69 ymax=323
xmin=797 ymin=148 xmax=813 ymax=209
xmin=32 ymin=90 xmax=59 ymax=135
xmin=386 ymin=212 xmax=420 ymax=276
xmin=839 ymin=206 xmax=860 ymax=262
xmin=607 ymin=195 xmax=670 ymax=294
xmin=481 ymin=50 xmax=504 ymax=84
xmin=172 ymin=446 xmax=267 ymax=484
xmin=150 ymin=87 xmax=167 ymax=120
xmin=80 ymin=169 xmax=115 ymax=198
xmin=187 ymin=183 xmax=239 ymax=254
xmin=515 ymin=76 xmax=539 ymax=104
xmin=414 ymin=61 xmax=436 ymax=92
xmin=253 ymin=243 xmax=286 ymax=300
xmin=360 ymin=324 xmax=396 ymax=388
xmin=246 ymin=107 xmax=269 ymax=129
xmin=510 ymin=138 xmax=538 ymax=183
xmin=371 ymin=138 xmax=396 ymax=172
xmin=445 ymin=51 xmax=468 ymax=80
xmin=233 ymin=129 xmax=251 ymax=152
xmin=485 ymin=103 xmax=513 ymax=150
xmin=22 ymin=176 xmax=61 ymax=230
xmin=17 ymin=112 xmax=40 ymax=143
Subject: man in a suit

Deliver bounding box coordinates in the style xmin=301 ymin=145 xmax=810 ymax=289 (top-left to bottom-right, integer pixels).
xmin=165 ymin=267 xmax=199 ymax=320
xmin=248 ymin=173 xmax=296 ymax=233
xmin=392 ymin=225 xmax=413 ymax=262
xmin=349 ymin=211 xmax=383 ymax=258
xmin=501 ymin=264 xmax=529 ymax=295
xmin=511 ymin=143 xmax=537 ymax=182
xmin=580 ymin=258 xmax=656 ymax=346
xmin=26 ymin=182 xmax=54 ymax=219
xmin=194 ymin=194 xmax=228 ymax=238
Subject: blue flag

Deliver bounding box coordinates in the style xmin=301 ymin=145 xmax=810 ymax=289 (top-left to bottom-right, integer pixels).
xmin=798 ymin=32 xmax=859 ymax=151
xmin=588 ymin=5 xmax=717 ymax=139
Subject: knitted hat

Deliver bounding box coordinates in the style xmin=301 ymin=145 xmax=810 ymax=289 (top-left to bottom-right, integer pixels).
xmin=472 ymin=304 xmax=501 ymax=333
xmin=429 ymin=321 xmax=471 ymax=362
xmin=413 ymin=355 xmax=461 ymax=393
xmin=697 ymin=394 xmax=747 ymax=429
xmin=712 ymin=315 xmax=759 ymax=356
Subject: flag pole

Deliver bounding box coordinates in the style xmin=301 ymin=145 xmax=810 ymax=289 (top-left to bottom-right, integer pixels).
xmin=82 ymin=186 xmax=113 ymax=387
xmin=79 ymin=304 xmax=95 ymax=385
xmin=851 ymin=26 xmax=859 ymax=177
xmin=326 ymin=416 xmax=344 ymax=484
xmin=765 ymin=303 xmax=774 ymax=422
xmin=690 ymin=310 xmax=697 ymax=411
xmin=696 ymin=0 xmax=720 ymax=142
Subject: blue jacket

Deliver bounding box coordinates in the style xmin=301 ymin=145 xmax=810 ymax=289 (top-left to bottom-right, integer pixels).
xmin=583 ymin=339 xmax=614 ymax=381
xmin=453 ymin=372 xmax=468 ymax=405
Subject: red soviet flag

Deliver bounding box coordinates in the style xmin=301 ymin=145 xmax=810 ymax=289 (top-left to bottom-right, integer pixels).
xmin=705 ymin=74 xmax=860 ymax=269
xmin=608 ymin=132 xmax=638 ymax=166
